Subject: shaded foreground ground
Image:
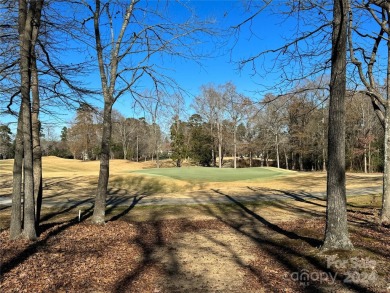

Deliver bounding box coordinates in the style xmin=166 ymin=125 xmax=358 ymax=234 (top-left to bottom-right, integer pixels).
xmin=1 ymin=195 xmax=389 ymax=292
xmin=0 ymin=157 xmax=389 ymax=292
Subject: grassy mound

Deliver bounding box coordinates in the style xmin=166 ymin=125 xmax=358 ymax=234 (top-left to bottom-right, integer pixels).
xmin=131 ymin=166 xmax=294 ymax=182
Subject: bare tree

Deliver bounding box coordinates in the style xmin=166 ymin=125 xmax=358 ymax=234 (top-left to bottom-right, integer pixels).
xmin=9 ymin=0 xmax=44 ymax=240
xmin=322 ymin=0 xmax=353 ymax=251
xmin=112 ymin=112 xmax=132 ymax=160
xmin=143 ymin=90 xmax=164 ymax=168
xmin=194 ymin=84 xmax=227 ymax=168
xmin=235 ymin=1 xmax=333 ymax=95
xmin=230 ymin=0 xmax=355 ymax=248
xmin=348 ymin=0 xmax=390 ymax=225
xmin=77 ymin=0 xmax=214 ymax=223
xmin=222 ymin=82 xmax=251 ymax=169
xmin=4 ymin=0 xmax=96 ymax=237
xmin=260 ymin=94 xmax=289 ymax=169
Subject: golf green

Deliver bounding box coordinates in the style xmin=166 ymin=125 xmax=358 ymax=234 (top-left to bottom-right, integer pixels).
xmin=131 ymin=167 xmax=293 ymax=182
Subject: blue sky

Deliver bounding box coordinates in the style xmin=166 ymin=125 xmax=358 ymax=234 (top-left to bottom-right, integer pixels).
xmin=2 ymin=0 xmax=336 ymax=137
xmin=112 ymin=0 xmax=334 ymax=125
xmin=73 ymin=1 xmax=293 ymax=131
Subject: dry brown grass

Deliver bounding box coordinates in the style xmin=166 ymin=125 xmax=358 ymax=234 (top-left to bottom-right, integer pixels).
xmin=0 ymin=156 xmax=383 ymax=200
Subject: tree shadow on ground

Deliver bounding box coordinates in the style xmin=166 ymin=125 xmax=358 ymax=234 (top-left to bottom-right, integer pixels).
xmin=110 ymin=188 xmax=385 ymax=292
xmin=212 ymin=189 xmax=322 ymax=247
xmin=272 ymin=189 xmax=380 ymax=226
xmin=38 ymin=198 xmax=94 ymax=225
xmin=197 ymin=189 xmax=381 ymax=292
xmin=1 ymin=204 xmax=94 ymax=276
xmin=107 ymin=194 xmax=146 ymax=222
xmin=112 ymin=216 xmax=231 ymax=293
xmin=1 ymin=182 xmax=387 ymax=292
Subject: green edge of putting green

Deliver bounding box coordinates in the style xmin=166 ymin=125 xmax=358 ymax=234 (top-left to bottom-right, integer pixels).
xmin=130 ymin=166 xmax=296 ymax=182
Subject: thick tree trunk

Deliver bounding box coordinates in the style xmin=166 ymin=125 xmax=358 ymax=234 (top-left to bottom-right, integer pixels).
xmin=381 ymin=27 xmax=390 ymax=225
xmin=10 ymin=107 xmax=24 ymax=240
xmin=92 ymin=102 xmax=112 ymax=224
xmin=322 ymin=0 xmax=353 ymax=250
xmin=382 ymin=100 xmax=390 ymax=225
xmin=31 ymin=53 xmax=43 ymax=230
xmin=19 ymin=0 xmax=36 ymax=240
xmin=22 ymin=99 xmax=36 ymax=240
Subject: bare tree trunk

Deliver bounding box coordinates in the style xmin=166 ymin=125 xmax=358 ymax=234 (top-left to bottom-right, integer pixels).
xmin=136 ymin=135 xmax=139 ymax=162
xmin=19 ymin=0 xmax=39 ymax=240
xmin=381 ymin=24 xmax=390 ymax=225
xmin=10 ymin=109 xmax=24 ymax=239
xmin=322 ymin=146 xmax=327 ymax=172
xmin=364 ymin=144 xmax=367 ymax=173
xmin=155 ymin=125 xmax=160 ymax=168
xmin=233 ymin=127 xmax=237 ymax=169
xmin=284 ymin=151 xmax=289 ymax=170
xmin=92 ymin=102 xmax=112 ymax=224
xmin=322 ymin=0 xmax=353 ymax=250
xmin=347 ymin=2 xmax=390 ymax=225
xmin=382 ymin=100 xmax=390 ymax=225
xmin=368 ymin=140 xmax=371 ymax=173
xmin=31 ymin=51 xmax=43 ymax=230
xmin=217 ymin=123 xmax=223 ymax=168
xmin=21 ymin=71 xmax=36 ymax=240
xmin=275 ymin=133 xmax=280 ymax=168
xmin=91 ymin=0 xmax=134 ymax=223
xmin=291 ymin=151 xmax=295 ymax=170
xmin=299 ymin=153 xmax=304 ymax=171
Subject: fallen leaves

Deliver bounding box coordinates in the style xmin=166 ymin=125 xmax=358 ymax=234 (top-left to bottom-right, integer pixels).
xmin=0 ymin=212 xmax=388 ymax=292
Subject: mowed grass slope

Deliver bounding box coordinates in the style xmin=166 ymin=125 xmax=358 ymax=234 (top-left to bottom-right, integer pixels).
xmin=131 ymin=166 xmax=295 ymax=182
xmin=0 ymin=156 xmax=153 ymax=176
xmin=0 ymin=156 xmax=382 ymax=196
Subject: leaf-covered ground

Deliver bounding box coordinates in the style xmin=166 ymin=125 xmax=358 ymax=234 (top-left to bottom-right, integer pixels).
xmin=1 ymin=208 xmax=389 ymax=293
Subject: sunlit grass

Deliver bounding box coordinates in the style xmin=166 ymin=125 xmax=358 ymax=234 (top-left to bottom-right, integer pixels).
xmin=131 ymin=166 xmax=295 ymax=182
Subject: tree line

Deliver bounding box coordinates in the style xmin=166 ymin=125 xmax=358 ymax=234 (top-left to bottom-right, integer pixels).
xmin=2 ymin=81 xmax=383 ymax=173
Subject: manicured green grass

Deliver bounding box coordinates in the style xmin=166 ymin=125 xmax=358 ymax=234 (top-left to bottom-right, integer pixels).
xmin=131 ymin=166 xmax=294 ymax=182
